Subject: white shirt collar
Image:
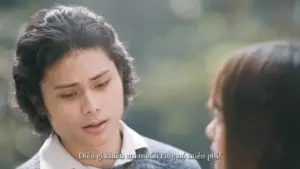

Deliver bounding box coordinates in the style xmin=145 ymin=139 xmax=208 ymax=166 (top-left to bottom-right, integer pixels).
xmin=39 ymin=120 xmax=148 ymax=169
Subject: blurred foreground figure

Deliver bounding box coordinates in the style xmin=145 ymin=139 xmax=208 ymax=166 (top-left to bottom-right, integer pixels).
xmin=12 ymin=4 xmax=201 ymax=169
xmin=206 ymin=41 xmax=300 ymax=169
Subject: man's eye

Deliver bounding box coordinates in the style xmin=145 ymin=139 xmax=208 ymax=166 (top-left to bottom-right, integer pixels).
xmin=59 ymin=92 xmax=77 ymax=99
xmin=95 ymin=80 xmax=110 ymax=88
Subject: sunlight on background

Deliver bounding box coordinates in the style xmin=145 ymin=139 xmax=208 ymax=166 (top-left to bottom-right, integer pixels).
xmin=169 ymin=0 xmax=203 ymax=19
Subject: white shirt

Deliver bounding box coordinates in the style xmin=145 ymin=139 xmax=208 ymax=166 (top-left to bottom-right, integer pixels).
xmin=39 ymin=121 xmax=148 ymax=169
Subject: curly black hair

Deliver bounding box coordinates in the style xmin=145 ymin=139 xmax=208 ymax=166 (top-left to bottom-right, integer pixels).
xmin=12 ymin=4 xmax=138 ymax=136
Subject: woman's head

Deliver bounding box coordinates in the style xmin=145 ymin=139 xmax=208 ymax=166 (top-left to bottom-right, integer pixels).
xmin=206 ymin=41 xmax=300 ymax=169
xmin=12 ymin=4 xmax=137 ymax=145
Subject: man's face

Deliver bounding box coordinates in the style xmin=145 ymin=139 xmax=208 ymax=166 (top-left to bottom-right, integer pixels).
xmin=40 ymin=47 xmax=124 ymax=146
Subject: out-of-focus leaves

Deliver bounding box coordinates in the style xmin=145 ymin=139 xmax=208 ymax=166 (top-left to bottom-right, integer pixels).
xmin=15 ymin=126 xmax=43 ymax=158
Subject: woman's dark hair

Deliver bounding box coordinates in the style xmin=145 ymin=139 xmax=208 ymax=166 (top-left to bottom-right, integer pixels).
xmin=12 ymin=5 xmax=137 ymax=136
xmin=210 ymin=41 xmax=300 ymax=169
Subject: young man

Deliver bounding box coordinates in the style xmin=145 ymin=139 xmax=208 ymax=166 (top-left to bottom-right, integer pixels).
xmin=13 ymin=4 xmax=201 ymax=169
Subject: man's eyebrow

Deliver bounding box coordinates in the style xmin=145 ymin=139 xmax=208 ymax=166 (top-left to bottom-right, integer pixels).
xmin=54 ymin=83 xmax=78 ymax=89
xmin=53 ymin=69 xmax=110 ymax=89
xmin=90 ymin=69 xmax=110 ymax=81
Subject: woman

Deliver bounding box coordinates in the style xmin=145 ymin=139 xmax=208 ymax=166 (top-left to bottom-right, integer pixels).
xmin=205 ymin=41 xmax=300 ymax=169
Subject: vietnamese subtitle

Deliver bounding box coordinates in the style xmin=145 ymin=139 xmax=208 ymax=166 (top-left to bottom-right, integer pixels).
xmin=78 ymin=152 xmax=222 ymax=162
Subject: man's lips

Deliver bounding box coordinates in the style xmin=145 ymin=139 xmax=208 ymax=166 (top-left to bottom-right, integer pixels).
xmin=82 ymin=119 xmax=109 ymax=134
xmin=83 ymin=119 xmax=108 ymax=128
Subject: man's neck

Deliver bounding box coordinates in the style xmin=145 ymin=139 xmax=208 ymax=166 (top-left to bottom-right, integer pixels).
xmin=59 ymin=131 xmax=123 ymax=168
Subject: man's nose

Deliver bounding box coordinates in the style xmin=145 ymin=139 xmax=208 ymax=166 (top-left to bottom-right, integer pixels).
xmin=82 ymin=91 xmax=101 ymax=115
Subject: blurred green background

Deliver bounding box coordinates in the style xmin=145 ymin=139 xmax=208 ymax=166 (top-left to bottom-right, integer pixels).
xmin=0 ymin=0 xmax=298 ymax=169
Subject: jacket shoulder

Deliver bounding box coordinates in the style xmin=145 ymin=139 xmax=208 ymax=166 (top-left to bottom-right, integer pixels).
xmin=139 ymin=137 xmax=202 ymax=169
